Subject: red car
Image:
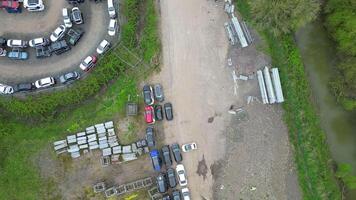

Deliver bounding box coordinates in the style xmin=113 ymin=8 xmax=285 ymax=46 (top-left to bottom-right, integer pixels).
xmin=0 ymin=0 xmax=20 ymax=9
xmin=144 ymin=106 xmax=155 ymax=124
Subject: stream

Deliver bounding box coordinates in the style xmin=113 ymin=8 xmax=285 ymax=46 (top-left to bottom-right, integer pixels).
xmin=295 ymin=19 xmax=356 ymax=198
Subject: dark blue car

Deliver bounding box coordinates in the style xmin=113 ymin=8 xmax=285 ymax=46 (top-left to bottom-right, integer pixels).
xmin=150 ymin=149 xmax=162 ymax=171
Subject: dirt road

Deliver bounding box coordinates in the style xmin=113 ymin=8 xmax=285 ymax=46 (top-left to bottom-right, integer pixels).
xmin=157 ymin=0 xmax=301 ymax=199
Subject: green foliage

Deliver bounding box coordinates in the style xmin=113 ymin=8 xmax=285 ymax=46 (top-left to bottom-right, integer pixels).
xmin=247 ymin=0 xmax=320 ymax=35
xmin=324 ymin=0 xmax=356 ymax=110
xmin=336 ymin=164 xmax=356 ymax=189
xmin=121 ymin=0 xmax=140 ymax=48
xmin=236 ymin=0 xmax=342 ymax=199
xmin=140 ymin=0 xmax=160 ymax=63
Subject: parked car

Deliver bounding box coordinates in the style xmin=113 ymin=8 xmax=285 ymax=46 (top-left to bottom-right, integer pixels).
xmin=143 ymin=84 xmax=154 ymax=105
xmin=79 ymin=55 xmax=97 ymax=71
xmin=0 ymin=84 xmax=14 ymax=94
xmin=96 ymin=39 xmax=110 ymax=54
xmin=171 ymin=143 xmax=182 ymax=163
xmin=162 ymin=145 xmax=172 ymax=167
xmin=29 ymin=37 xmax=49 ymax=47
xmin=154 ymin=84 xmax=164 ymax=102
xmin=144 ymin=105 xmax=155 ymax=124
xmin=164 ymin=102 xmax=173 ymax=121
xmin=72 ymin=7 xmax=83 ymax=24
xmin=7 ymin=39 xmax=27 ymax=48
xmin=150 ymin=149 xmax=162 ymax=171
xmin=62 ymin=8 xmax=72 ymax=28
xmin=34 ymin=77 xmax=55 ymax=89
xmin=146 ymin=126 xmax=155 ymax=147
xmin=162 ymin=194 xmax=171 ymax=200
xmin=172 ymin=190 xmax=182 ymax=200
xmin=154 ymin=104 xmax=163 ymax=121
xmin=23 ymin=0 xmax=44 ymax=11
xmin=108 ymin=19 xmax=117 ymax=36
xmin=156 ymin=173 xmax=167 ymax=193
xmin=0 ymin=37 xmax=6 ymax=46
xmin=48 ymin=40 xmax=70 ymax=55
xmin=181 ymin=187 xmax=190 ymax=200
xmin=8 ymin=49 xmax=28 ymax=60
xmin=107 ymin=0 xmax=116 ymax=18
xmin=67 ymin=28 xmax=84 ymax=46
xmin=14 ymin=83 xmax=34 ymax=92
xmin=59 ymin=71 xmax=80 ymax=84
xmin=167 ymin=168 xmax=177 ymax=188
xmin=50 ymin=25 xmax=66 ymax=42
xmin=176 ymin=164 xmax=187 ymax=186
xmin=181 ymin=142 xmax=197 ymax=153
xmin=35 ymin=46 xmax=51 ymax=58
xmin=67 ymin=0 xmax=84 ymax=4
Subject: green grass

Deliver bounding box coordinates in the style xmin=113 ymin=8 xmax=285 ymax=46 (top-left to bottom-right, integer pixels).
xmin=236 ymin=1 xmax=342 ymax=199
xmin=0 ymin=0 xmax=160 ymax=199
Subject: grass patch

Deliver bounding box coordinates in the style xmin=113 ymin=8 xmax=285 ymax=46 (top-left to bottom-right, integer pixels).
xmin=236 ymin=0 xmax=342 ymax=199
xmin=0 ymin=0 xmax=160 ymax=199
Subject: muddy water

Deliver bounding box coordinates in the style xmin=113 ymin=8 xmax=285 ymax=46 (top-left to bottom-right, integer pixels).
xmin=295 ymin=19 xmax=356 ymax=198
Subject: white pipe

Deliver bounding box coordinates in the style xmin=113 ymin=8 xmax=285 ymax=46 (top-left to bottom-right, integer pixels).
xmin=257 ymin=70 xmax=269 ymax=104
xmin=263 ymin=66 xmax=276 ymax=104
xmin=271 ymin=68 xmax=284 ymax=103
xmin=231 ymin=16 xmax=248 ymax=48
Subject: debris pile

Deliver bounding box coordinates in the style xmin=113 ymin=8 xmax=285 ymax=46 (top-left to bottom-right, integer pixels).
xmin=53 ymin=121 xmax=149 ymax=165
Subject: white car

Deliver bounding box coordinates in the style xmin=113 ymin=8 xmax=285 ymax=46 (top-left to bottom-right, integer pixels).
xmin=34 ymin=77 xmax=55 ymax=89
xmin=108 ymin=19 xmax=117 ymax=36
xmin=107 ymin=0 xmax=116 ymax=18
xmin=96 ymin=40 xmax=110 ymax=54
xmin=29 ymin=37 xmax=49 ymax=47
xmin=24 ymin=0 xmax=44 ymax=12
xmin=79 ymin=55 xmax=97 ymax=71
xmin=62 ymin=8 xmax=72 ymax=28
xmin=182 ymin=142 xmax=197 ymax=152
xmin=7 ymin=39 xmax=27 ymax=48
xmin=176 ymin=164 xmax=187 ymax=186
xmin=50 ymin=25 xmax=66 ymax=42
xmin=181 ymin=187 xmax=191 ymax=200
xmin=0 ymin=84 xmax=14 ymax=95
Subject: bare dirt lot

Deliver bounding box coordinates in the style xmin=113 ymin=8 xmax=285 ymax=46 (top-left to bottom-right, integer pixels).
xmin=0 ymin=0 xmax=111 ymax=84
xmin=156 ymin=0 xmax=302 ymax=199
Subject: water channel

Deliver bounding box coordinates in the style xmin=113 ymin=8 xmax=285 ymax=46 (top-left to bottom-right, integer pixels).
xmin=295 ymin=19 xmax=356 ymax=198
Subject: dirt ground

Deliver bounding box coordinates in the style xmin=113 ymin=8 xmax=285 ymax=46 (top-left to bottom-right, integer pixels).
xmin=0 ymin=0 xmax=110 ymax=84
xmin=155 ymin=0 xmax=302 ymax=199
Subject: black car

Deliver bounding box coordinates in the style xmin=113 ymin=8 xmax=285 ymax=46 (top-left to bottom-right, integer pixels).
xmin=72 ymin=7 xmax=83 ymax=24
xmin=162 ymin=194 xmax=171 ymax=200
xmin=67 ymin=28 xmax=84 ymax=46
xmin=14 ymin=83 xmax=34 ymax=92
xmin=143 ymin=84 xmax=154 ymax=105
xmin=36 ymin=46 xmax=51 ymax=58
xmin=172 ymin=190 xmax=181 ymax=200
xmin=49 ymin=40 xmax=70 ymax=55
xmin=167 ymin=168 xmax=177 ymax=188
xmin=156 ymin=173 xmax=167 ymax=193
xmin=0 ymin=37 xmax=6 ymax=46
xmin=164 ymin=102 xmax=173 ymax=121
xmin=162 ymin=145 xmax=172 ymax=167
xmin=59 ymin=71 xmax=80 ymax=84
xmin=146 ymin=127 xmax=155 ymax=147
xmin=171 ymin=143 xmax=182 ymax=163
xmin=154 ymin=104 xmax=163 ymax=121
xmin=67 ymin=0 xmax=85 ymax=4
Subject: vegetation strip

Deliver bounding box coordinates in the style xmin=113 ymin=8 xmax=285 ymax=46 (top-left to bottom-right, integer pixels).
xmin=235 ymin=0 xmax=342 ymax=199
xmin=0 ymin=0 xmax=160 ymax=199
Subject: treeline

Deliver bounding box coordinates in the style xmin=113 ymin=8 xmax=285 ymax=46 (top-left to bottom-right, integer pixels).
xmin=324 ymin=0 xmax=356 ymax=110
xmin=236 ymin=0 xmax=342 ymax=199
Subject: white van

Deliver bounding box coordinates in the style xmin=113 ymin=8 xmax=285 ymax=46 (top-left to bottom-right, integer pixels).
xmin=107 ymin=0 xmax=116 ymax=18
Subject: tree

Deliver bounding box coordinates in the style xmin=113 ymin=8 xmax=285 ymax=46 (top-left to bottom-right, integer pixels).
xmin=248 ymin=0 xmax=320 ymax=35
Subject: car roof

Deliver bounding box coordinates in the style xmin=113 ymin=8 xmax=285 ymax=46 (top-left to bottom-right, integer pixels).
xmin=109 ymin=19 xmax=116 ymax=26
xmin=150 ymin=149 xmax=159 ymax=156
xmin=84 ymin=56 xmax=92 ymax=63
xmin=11 ymin=40 xmax=22 ymax=45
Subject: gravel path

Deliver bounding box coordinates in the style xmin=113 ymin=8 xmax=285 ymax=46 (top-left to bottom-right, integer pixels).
xmin=155 ymin=0 xmax=302 ymax=199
